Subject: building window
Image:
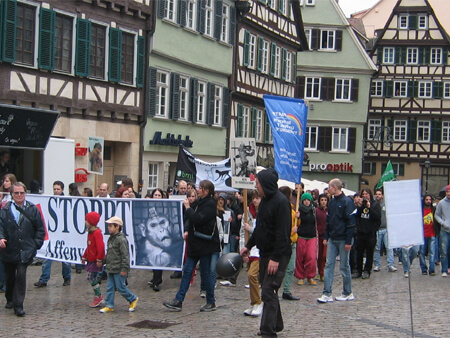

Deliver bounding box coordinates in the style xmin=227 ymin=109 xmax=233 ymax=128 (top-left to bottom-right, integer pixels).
xmin=371 ymin=80 xmax=383 ymax=97
xmin=90 ymin=24 xmax=106 ymax=79
xmin=204 ymin=0 xmax=213 ymax=37
xmin=179 ymin=76 xmax=189 ymax=120
xmin=383 ymin=47 xmax=395 ymax=64
xmin=394 ymin=120 xmax=407 ymax=141
xmin=54 ymin=14 xmax=73 ymax=73
xmin=332 ymin=127 xmax=348 ymax=151
xmin=407 ymin=48 xmax=418 ymax=65
xmin=165 ymin=0 xmax=178 ymax=22
xmin=305 ymin=77 xmax=321 ymax=99
xmin=261 ymin=40 xmax=269 ymax=74
xmin=254 ymin=109 xmax=263 ymax=141
xmin=398 ymin=14 xmax=408 ymax=29
xmin=418 ymin=14 xmax=428 ymax=29
xmin=442 ymin=121 xmax=450 ymax=143
xmin=320 ymin=30 xmax=335 ymax=50
xmin=242 ymin=106 xmax=250 ymax=138
xmin=418 ymin=81 xmax=432 ymax=98
xmin=147 ymin=162 xmax=158 ymax=192
xmin=248 ymin=33 xmax=256 ymax=69
xmin=285 ymin=52 xmax=292 ymax=82
xmin=273 ymin=45 xmax=281 ymax=78
xmin=121 ymin=32 xmax=135 ymax=85
xmin=269 ymin=0 xmax=276 ymax=10
xmin=335 ymin=79 xmax=351 ymax=101
xmin=394 ymin=81 xmax=407 ymax=97
xmin=197 ymin=81 xmax=207 ymax=123
xmin=16 ymin=2 xmax=36 ymax=66
xmin=363 ymin=162 xmax=376 ymax=175
xmin=278 ymin=0 xmax=287 ymax=15
xmin=444 ymin=83 xmax=450 ymax=99
xmin=367 ymin=119 xmax=382 ymax=140
xmin=221 ymin=4 xmax=230 ymax=43
xmin=156 ymin=71 xmax=169 ymax=117
xmin=305 ymin=126 xmax=318 ymax=150
xmin=431 ymin=48 xmax=443 ymax=65
xmin=306 ymin=0 xmax=315 ymax=5
xmin=417 ymin=120 xmax=430 ymax=142
xmin=304 ymin=28 xmax=312 ymax=50
xmin=187 ymin=0 xmax=197 ymax=30
xmin=214 ymin=86 xmax=222 ymax=126
xmin=382 ymin=162 xmax=404 ymax=177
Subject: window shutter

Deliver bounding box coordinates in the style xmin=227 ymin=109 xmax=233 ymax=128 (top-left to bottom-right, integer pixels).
xmin=317 ymin=127 xmax=332 ymax=151
xmin=408 ymin=81 xmax=418 ymax=98
xmin=1 ymin=0 xmax=17 ymax=63
xmin=197 ymin=0 xmax=206 ymax=34
xmin=281 ymin=48 xmax=287 ymax=80
xmin=179 ymin=0 xmax=187 ymax=27
xmin=75 ymin=18 xmax=91 ymax=77
xmin=158 ymin=0 xmax=166 ymax=18
xmin=398 ymin=164 xmax=404 ymax=176
xmin=190 ymin=78 xmax=198 ymax=122
xmin=270 ymin=42 xmax=276 ymax=75
xmin=264 ymin=112 xmax=270 ymax=143
xmin=348 ymin=128 xmax=356 ymax=152
xmin=38 ymin=8 xmax=55 ymax=70
xmin=278 ymin=0 xmax=284 ymax=13
xmin=398 ymin=47 xmax=407 ymax=64
xmin=214 ymin=0 xmax=223 ymax=40
xmin=222 ymin=87 xmax=229 ymax=128
xmin=409 ymin=15 xmax=418 ymax=29
xmin=147 ymin=67 xmax=157 ymax=116
xmin=229 ymin=6 xmax=236 ymax=45
xmin=408 ymin=119 xmax=417 ymax=142
xmin=418 ymin=47 xmax=425 ymax=64
xmin=243 ymin=30 xmax=250 ymax=67
xmin=335 ymin=30 xmax=343 ymax=51
xmin=424 ymin=47 xmax=431 ymax=64
xmin=251 ymin=107 xmax=257 ymax=137
xmin=171 ymin=73 xmax=180 ymax=120
xmin=310 ymin=29 xmax=319 ymax=50
xmin=377 ymin=47 xmax=383 ymax=64
xmin=207 ymin=83 xmax=215 ymax=126
xmin=384 ymin=80 xmax=393 ymax=98
xmin=257 ymin=36 xmax=263 ymax=71
xmin=237 ymin=103 xmax=243 ymax=137
xmin=136 ymin=36 xmax=145 ymax=88
xmin=297 ymin=76 xmax=305 ymax=98
xmin=443 ymin=47 xmax=448 ymax=65
xmin=108 ymin=27 xmax=122 ymax=83
xmin=433 ymin=81 xmax=443 ymax=99
xmin=322 ymin=78 xmax=334 ymax=101
xmin=351 ymin=79 xmax=359 ymax=102
xmin=292 ymin=52 xmax=297 ymax=84
xmin=431 ymin=119 xmax=441 ymax=143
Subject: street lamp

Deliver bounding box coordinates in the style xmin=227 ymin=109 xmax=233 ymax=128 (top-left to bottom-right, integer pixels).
xmin=424 ymin=160 xmax=431 ymax=194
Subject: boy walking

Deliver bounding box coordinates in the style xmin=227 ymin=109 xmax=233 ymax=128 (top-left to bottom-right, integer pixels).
xmin=100 ymin=216 xmax=138 ymax=313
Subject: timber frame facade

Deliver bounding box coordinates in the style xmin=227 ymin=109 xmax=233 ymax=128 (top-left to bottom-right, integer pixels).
xmin=364 ymin=0 xmax=450 ymax=195
xmin=229 ymin=0 xmax=307 ymax=168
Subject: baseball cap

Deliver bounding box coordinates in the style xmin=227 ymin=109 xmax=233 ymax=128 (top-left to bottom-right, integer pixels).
xmin=105 ymin=216 xmax=123 ymax=226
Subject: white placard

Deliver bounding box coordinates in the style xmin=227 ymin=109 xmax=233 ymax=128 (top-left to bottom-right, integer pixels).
xmin=384 ymin=179 xmax=424 ymax=248
xmin=222 ymin=210 xmax=231 ymax=244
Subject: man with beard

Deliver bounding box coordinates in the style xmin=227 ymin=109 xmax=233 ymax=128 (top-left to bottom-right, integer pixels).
xmin=419 ymin=195 xmax=437 ymax=276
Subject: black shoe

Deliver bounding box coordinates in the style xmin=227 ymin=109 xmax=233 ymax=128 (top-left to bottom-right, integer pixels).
xmin=14 ymin=309 xmax=25 ymax=317
xmin=153 ymin=284 xmax=160 ymax=292
xmin=200 ymin=303 xmax=216 ymax=312
xmin=163 ymin=299 xmax=182 ymax=311
xmin=351 ymin=273 xmax=362 ymax=279
xmin=34 ymin=281 xmax=47 ymax=288
xmin=63 ymin=279 xmax=71 ymax=286
xmin=362 ymin=271 xmax=370 ymax=279
xmin=5 ymin=302 xmax=13 ymax=309
xmin=76 ymin=269 xmax=82 ymax=274
xmin=282 ymin=292 xmax=300 ymax=301
xmin=170 ymin=271 xmax=182 ymax=279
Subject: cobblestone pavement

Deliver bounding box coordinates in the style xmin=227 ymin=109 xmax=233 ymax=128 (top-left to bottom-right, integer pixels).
xmin=0 ymin=257 xmax=447 ymax=337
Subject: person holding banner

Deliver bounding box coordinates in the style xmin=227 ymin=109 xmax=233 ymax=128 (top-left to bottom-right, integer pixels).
xmin=0 ymin=182 xmax=45 ymax=317
xmin=163 ymin=180 xmax=219 ymax=312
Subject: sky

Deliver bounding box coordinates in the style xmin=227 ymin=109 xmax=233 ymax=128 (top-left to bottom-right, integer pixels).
xmin=336 ymin=0 xmax=380 ymax=17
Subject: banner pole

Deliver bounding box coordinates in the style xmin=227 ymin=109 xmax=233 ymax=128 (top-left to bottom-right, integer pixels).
xmin=243 ymin=189 xmax=249 ymax=244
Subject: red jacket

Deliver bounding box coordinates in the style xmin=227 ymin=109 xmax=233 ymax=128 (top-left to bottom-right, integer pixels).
xmin=82 ymin=228 xmax=105 ymax=262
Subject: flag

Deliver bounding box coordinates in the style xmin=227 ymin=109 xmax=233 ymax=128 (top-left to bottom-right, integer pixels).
xmin=375 ymin=160 xmax=396 ymax=189
xmin=263 ymin=94 xmax=308 ymax=184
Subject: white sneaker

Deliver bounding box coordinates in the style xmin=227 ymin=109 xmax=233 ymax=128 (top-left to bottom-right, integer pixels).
xmin=335 ymin=293 xmax=355 ymax=301
xmin=243 ymin=305 xmax=254 ymax=316
xmin=244 ymin=284 xmax=250 ymax=289
xmin=388 ymin=266 xmax=398 ymax=272
xmin=219 ymin=281 xmax=236 ymax=287
xmin=317 ymin=294 xmax=333 ymax=303
xmin=200 ymin=291 xmax=206 ymax=298
xmin=404 ymin=272 xmax=409 ymax=278
xmin=373 ymin=266 xmax=380 ymax=272
xmin=442 ymin=272 xmax=448 ymax=277
xmin=251 ymin=303 xmax=263 ymax=317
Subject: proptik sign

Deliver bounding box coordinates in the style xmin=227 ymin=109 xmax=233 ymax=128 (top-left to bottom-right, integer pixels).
xmin=309 ymin=162 xmax=353 ymax=172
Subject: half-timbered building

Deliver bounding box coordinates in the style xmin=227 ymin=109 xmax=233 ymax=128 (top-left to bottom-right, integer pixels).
xmin=364 ymin=0 xmax=450 ymax=195
xmin=229 ymin=0 xmax=307 ymax=169
xmin=0 ymin=0 xmax=151 ymax=193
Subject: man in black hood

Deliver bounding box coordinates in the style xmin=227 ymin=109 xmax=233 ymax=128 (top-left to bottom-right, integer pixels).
xmin=240 ymin=168 xmax=291 ymax=337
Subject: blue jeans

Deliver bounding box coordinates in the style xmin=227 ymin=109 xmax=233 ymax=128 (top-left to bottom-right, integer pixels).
xmin=440 ymin=230 xmax=450 ymax=273
xmin=222 ymin=235 xmax=237 ymax=255
xmin=39 ymin=259 xmax=71 ymax=283
xmin=105 ymin=273 xmax=136 ymax=308
xmin=176 ymin=254 xmax=214 ymax=305
xmin=373 ymin=229 xmax=395 ymax=268
xmin=323 ymin=238 xmax=352 ymax=297
xmin=201 ymin=252 xmax=219 ymax=292
xmin=402 ymin=246 xmax=420 ymax=273
xmin=419 ymin=237 xmax=436 ymax=273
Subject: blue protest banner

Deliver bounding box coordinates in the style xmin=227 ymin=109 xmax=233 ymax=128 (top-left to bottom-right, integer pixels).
xmin=263 ymin=94 xmax=308 ymax=184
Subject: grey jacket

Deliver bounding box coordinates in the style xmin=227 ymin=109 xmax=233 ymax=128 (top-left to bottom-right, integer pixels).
xmin=435 ymin=197 xmax=450 ymax=233
xmin=105 ymin=232 xmax=130 ymax=273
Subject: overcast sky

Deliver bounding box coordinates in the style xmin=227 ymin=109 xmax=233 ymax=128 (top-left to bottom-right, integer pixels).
xmin=336 ymin=0 xmax=380 ymax=17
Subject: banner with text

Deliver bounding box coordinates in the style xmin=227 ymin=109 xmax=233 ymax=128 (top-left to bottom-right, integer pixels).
xmin=264 ymin=95 xmax=308 ymax=184
xmin=27 ymin=195 xmax=185 ymax=270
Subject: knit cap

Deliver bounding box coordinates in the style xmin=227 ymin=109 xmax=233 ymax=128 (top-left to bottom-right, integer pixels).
xmin=301 ymin=192 xmax=313 ymax=202
xmin=85 ymin=212 xmax=100 ymax=226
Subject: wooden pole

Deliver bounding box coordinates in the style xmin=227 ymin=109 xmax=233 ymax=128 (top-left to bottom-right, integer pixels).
xmin=243 ymin=189 xmax=249 ymax=244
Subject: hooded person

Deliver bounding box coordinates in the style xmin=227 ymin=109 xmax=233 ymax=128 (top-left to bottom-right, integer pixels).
xmin=240 ymin=168 xmax=292 ymax=337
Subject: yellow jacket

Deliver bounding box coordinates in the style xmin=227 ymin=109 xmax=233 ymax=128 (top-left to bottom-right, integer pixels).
xmin=290 ymin=204 xmax=298 ymax=244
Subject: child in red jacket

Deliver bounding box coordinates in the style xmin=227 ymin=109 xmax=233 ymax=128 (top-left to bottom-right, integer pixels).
xmin=81 ymin=212 xmax=105 ymax=308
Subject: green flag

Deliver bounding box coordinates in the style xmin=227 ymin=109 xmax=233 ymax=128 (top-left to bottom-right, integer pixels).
xmin=375 ymin=160 xmax=396 ymax=189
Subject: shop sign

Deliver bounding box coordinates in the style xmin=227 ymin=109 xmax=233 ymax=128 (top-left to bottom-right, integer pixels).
xmin=309 ymin=162 xmax=353 ymax=172
xmin=150 ymin=132 xmax=193 ymax=147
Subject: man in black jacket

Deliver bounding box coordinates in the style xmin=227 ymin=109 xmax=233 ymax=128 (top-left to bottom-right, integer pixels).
xmin=0 ymin=182 xmax=45 ymax=317
xmin=241 ymin=169 xmax=291 ymax=337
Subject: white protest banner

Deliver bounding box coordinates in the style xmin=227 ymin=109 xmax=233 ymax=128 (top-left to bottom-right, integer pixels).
xmin=27 ymin=195 xmax=185 ymax=270
xmin=384 ymin=179 xmax=424 ymax=249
